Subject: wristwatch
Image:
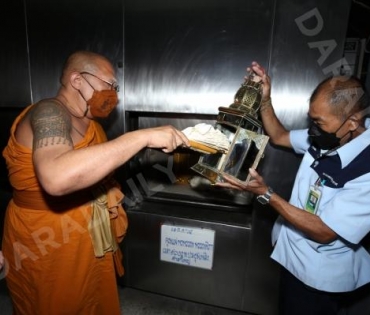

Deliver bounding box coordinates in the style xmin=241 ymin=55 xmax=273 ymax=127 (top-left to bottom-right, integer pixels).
xmin=257 ymin=187 xmax=274 ymax=205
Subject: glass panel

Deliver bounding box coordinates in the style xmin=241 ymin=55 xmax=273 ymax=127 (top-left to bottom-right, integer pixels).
xmin=221 ymin=128 xmax=269 ymax=182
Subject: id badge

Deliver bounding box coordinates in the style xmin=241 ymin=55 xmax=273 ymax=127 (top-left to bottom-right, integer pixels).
xmin=305 ymin=185 xmax=322 ymax=214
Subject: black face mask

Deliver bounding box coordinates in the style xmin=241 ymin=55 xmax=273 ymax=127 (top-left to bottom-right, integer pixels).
xmin=308 ymin=119 xmax=350 ymax=150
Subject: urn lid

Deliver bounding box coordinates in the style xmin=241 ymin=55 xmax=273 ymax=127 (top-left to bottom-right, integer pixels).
xmin=228 ymin=72 xmax=262 ymax=119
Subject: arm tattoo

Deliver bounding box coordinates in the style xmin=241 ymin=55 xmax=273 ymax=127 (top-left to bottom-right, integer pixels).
xmin=31 ymin=100 xmax=73 ymax=149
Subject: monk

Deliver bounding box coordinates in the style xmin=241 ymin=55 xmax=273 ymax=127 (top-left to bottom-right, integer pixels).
xmin=2 ymin=50 xmax=189 ymax=315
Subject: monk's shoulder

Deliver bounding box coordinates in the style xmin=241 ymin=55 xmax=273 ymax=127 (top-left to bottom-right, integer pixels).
xmin=16 ymin=99 xmax=71 ymax=148
xmin=29 ymin=99 xmax=70 ymax=123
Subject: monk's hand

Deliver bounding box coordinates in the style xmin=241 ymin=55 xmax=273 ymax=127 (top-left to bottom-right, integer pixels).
xmin=146 ymin=125 xmax=190 ymax=153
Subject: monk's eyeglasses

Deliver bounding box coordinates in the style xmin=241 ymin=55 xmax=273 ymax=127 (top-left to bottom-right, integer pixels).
xmin=80 ymin=71 xmax=120 ymax=92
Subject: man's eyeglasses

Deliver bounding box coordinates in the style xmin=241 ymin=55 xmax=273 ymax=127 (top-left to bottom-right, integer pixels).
xmin=80 ymin=71 xmax=120 ymax=92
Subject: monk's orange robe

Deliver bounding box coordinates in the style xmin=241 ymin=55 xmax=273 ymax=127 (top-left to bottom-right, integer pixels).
xmin=2 ymin=105 xmax=128 ymax=315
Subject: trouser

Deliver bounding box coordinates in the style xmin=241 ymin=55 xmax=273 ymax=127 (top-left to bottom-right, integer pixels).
xmin=279 ymin=267 xmax=345 ymax=315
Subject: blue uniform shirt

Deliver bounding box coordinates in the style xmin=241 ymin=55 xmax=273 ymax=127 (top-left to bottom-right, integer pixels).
xmin=271 ymin=126 xmax=370 ymax=292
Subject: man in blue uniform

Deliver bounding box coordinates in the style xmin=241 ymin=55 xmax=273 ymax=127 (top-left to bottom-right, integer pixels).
xmin=218 ymin=62 xmax=370 ymax=315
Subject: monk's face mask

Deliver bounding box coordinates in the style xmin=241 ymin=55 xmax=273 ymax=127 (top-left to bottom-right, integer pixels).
xmin=86 ymin=90 xmax=118 ymax=118
xmin=80 ymin=72 xmax=119 ymax=118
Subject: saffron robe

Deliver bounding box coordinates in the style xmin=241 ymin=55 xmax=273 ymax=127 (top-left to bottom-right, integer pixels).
xmin=2 ymin=105 xmax=128 ymax=315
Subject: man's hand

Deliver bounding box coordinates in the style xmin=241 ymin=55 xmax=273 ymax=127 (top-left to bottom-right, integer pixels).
xmin=247 ymin=61 xmax=271 ymax=103
xmin=146 ymin=125 xmax=190 ymax=153
xmin=216 ymin=168 xmax=269 ymax=196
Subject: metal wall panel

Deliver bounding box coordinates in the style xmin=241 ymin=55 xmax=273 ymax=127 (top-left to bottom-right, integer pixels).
xmin=0 ymin=1 xmax=31 ymax=107
xmin=269 ymin=0 xmax=352 ymax=130
xmin=124 ymin=0 xmax=275 ymax=114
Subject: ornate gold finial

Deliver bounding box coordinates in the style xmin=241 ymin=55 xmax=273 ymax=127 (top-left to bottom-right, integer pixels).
xmin=229 ymin=71 xmax=262 ymax=119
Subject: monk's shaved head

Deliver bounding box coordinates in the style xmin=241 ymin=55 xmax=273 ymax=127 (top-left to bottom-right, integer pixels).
xmin=60 ymin=51 xmax=113 ymax=85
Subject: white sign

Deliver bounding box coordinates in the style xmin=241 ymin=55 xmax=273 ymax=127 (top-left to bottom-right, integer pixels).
xmin=160 ymin=224 xmax=215 ymax=270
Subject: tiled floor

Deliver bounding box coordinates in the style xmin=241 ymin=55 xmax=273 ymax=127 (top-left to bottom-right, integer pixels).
xmin=118 ymin=286 xmax=249 ymax=315
xmin=2 ymin=275 xmax=370 ymax=314
xmin=0 ymin=279 xmax=249 ymax=315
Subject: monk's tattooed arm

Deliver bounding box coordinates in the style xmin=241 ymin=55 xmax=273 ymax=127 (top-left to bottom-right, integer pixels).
xmin=31 ymin=100 xmax=73 ymax=149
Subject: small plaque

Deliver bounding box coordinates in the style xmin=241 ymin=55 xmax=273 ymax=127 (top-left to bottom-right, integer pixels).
xmin=160 ymin=224 xmax=215 ymax=270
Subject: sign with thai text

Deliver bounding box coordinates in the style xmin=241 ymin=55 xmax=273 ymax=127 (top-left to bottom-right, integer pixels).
xmin=160 ymin=224 xmax=215 ymax=270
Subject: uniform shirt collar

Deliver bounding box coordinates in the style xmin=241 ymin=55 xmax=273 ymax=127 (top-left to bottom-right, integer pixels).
xmin=336 ymin=118 xmax=370 ymax=168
